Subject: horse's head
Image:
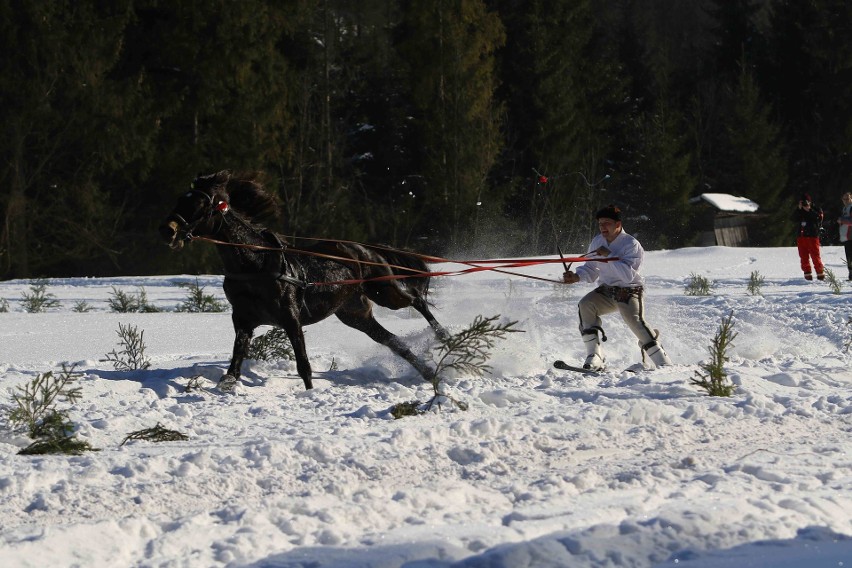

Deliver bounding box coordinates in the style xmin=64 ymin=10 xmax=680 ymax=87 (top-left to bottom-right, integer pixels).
xmin=159 ymin=170 xmax=232 ymax=249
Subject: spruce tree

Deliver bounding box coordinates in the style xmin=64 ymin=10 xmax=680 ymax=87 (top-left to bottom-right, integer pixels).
xmin=0 ymin=0 xmax=144 ymax=277
xmin=633 ymin=95 xmax=697 ymax=249
xmin=398 ymin=0 xmax=506 ymax=253
xmin=723 ymin=62 xmax=789 ymax=246
xmin=766 ymin=0 xmax=852 ymax=204
xmin=495 ymin=0 xmax=626 ymax=253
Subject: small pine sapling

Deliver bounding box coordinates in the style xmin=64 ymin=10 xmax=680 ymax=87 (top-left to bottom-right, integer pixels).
xmin=108 ymin=287 xmax=159 ymax=313
xmin=108 ymin=287 xmax=137 ymax=312
xmin=175 ymin=279 xmax=227 ymax=312
xmin=21 ymin=278 xmax=60 ymax=312
xmin=247 ymin=328 xmax=294 ymax=361
xmin=845 ymin=317 xmax=852 ymax=353
xmin=504 ymin=278 xmax=516 ymax=301
xmin=72 ymin=300 xmax=94 ymax=312
xmin=8 ymin=364 xmax=97 ymax=455
xmin=425 ymin=314 xmax=522 ymax=411
xmin=0 ymin=298 xmax=8 ymax=312
xmin=691 ymin=311 xmax=737 ymax=397
xmin=104 ymin=322 xmax=151 ymax=371
xmin=824 ymin=268 xmax=842 ymax=294
xmin=747 ymin=270 xmax=765 ymax=296
xmin=685 ymin=273 xmax=713 ymax=296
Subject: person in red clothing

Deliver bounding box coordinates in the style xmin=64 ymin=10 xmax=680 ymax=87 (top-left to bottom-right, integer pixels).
xmin=792 ymin=193 xmax=824 ymax=281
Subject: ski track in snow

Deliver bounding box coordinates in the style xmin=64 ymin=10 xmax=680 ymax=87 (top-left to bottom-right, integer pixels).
xmin=0 ymin=246 xmax=850 ymax=567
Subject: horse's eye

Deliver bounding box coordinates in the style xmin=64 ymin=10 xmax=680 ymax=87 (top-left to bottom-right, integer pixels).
xmin=185 ymin=192 xmax=193 ymax=198
xmin=190 ymin=182 xmax=195 ymax=189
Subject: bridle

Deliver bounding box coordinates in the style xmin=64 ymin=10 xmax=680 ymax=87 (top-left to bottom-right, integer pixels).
xmin=168 ymin=188 xmax=230 ymax=242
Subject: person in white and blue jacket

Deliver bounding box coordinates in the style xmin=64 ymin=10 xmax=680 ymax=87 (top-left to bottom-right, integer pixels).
xmin=561 ymin=205 xmax=672 ymax=371
xmin=838 ymin=191 xmax=852 ymax=281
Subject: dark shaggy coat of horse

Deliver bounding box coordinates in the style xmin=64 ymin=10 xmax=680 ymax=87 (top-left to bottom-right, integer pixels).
xmin=159 ymin=170 xmax=448 ymax=391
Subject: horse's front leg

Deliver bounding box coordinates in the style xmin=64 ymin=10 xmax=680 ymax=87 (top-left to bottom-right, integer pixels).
xmin=219 ymin=324 xmax=253 ymax=392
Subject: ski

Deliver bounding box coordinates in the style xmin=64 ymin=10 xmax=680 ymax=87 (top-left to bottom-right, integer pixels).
xmin=553 ymin=360 xmax=643 ymax=374
xmin=553 ymin=360 xmax=602 ymax=374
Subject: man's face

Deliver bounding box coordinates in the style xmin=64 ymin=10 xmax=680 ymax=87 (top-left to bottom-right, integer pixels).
xmin=843 ymin=193 xmax=852 ymax=204
xmin=598 ymin=218 xmax=621 ymax=242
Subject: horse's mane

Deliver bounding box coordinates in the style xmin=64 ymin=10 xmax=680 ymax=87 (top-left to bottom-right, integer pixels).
xmin=223 ymin=172 xmax=280 ymax=224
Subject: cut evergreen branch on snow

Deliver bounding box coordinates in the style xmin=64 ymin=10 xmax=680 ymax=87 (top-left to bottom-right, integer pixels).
xmin=390 ymin=400 xmax=422 ymax=419
xmin=184 ymin=375 xmax=206 ymax=392
xmin=122 ymin=423 xmax=189 ymax=445
xmin=691 ymin=311 xmax=737 ymax=397
xmin=425 ymin=315 xmax=522 ymax=411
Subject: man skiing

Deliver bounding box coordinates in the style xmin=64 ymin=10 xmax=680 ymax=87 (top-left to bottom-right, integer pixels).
xmin=561 ymin=205 xmax=672 ymax=371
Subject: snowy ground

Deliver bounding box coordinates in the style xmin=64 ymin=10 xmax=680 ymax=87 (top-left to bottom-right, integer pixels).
xmin=0 ymin=246 xmax=850 ymax=567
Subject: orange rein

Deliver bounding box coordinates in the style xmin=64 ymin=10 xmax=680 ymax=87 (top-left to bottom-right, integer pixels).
xmin=189 ymin=235 xmax=618 ymax=286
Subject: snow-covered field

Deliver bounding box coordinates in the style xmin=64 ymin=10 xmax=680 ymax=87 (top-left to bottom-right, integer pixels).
xmin=0 ymin=246 xmax=850 ymax=567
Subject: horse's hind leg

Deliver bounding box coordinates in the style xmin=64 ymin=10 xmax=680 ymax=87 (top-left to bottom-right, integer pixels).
xmin=412 ymin=296 xmax=450 ymax=341
xmin=280 ymin=320 xmax=313 ymax=390
xmin=365 ymin=281 xmax=449 ymax=341
xmin=336 ymin=295 xmax=435 ymax=381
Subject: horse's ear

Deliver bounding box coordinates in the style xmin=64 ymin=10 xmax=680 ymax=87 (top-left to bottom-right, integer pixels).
xmin=216 ymin=170 xmax=232 ymax=182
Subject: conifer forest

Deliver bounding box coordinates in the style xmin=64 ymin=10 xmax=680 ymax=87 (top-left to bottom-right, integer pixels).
xmin=1 ymin=0 xmax=850 ymax=278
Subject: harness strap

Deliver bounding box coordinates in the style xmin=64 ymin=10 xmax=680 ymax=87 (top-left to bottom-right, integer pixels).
xmin=224 ymin=271 xmax=309 ymax=289
xmin=595 ymin=284 xmax=643 ymax=304
xmin=582 ymin=325 xmax=608 ymax=342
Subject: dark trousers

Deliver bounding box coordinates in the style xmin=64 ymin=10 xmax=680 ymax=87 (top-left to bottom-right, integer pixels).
xmin=844 ymin=241 xmax=852 ymax=274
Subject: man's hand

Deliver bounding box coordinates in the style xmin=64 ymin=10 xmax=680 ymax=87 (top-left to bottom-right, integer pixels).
xmin=563 ymin=271 xmax=580 ymax=284
xmin=595 ymin=246 xmax=611 ymax=257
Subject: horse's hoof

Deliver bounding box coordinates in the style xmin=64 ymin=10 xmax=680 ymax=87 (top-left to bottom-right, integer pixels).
xmin=218 ymin=374 xmax=239 ymax=393
xmin=435 ymin=327 xmax=451 ymax=342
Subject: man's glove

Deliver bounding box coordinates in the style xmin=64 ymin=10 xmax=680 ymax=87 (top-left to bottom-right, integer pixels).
xmin=563 ymin=271 xmax=580 ymax=284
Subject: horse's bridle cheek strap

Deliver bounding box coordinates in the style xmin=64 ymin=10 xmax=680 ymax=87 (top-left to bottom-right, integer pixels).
xmin=169 ymin=190 xmax=228 ymax=239
xmin=168 ymin=213 xmax=192 ymax=230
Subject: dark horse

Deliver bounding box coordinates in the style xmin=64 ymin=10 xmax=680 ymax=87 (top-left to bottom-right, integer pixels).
xmin=159 ymin=170 xmax=448 ymax=391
